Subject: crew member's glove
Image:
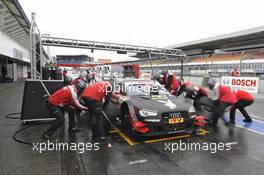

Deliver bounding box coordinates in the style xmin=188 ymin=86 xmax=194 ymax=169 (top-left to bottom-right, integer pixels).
xmin=118 ymin=96 xmax=126 ymax=103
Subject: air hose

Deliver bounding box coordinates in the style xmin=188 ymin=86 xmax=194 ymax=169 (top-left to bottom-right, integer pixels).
xmin=5 ymin=112 xmax=52 ymax=146
xmin=12 ymin=125 xmax=33 ymax=145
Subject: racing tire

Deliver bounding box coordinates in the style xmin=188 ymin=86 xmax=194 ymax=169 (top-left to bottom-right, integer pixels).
xmin=195 ymin=97 xmax=217 ymax=123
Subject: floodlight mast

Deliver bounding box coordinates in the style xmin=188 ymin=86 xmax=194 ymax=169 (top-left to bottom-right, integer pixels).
xmin=30 ymin=13 xmax=187 ymax=80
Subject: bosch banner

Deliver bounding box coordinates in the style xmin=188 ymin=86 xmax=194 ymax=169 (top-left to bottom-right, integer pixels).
xmin=221 ymin=76 xmax=259 ymax=93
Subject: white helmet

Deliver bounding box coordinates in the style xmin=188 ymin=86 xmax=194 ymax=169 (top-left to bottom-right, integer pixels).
xmin=79 ymin=71 xmax=87 ymax=78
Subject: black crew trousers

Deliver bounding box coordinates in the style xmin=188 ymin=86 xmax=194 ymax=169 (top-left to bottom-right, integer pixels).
xmin=83 ymin=98 xmax=106 ymax=138
xmin=45 ymin=102 xmax=76 ymax=136
xmin=229 ymin=99 xmax=253 ymax=123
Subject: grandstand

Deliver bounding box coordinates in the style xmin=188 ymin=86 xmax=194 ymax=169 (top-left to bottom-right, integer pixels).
xmin=140 ymin=50 xmax=264 ymax=76
xmin=140 ymin=26 xmax=264 ymax=76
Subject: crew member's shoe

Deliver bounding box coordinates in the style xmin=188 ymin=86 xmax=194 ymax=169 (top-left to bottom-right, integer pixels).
xmin=226 ymin=121 xmax=235 ymax=126
xmin=98 ymin=137 xmax=112 ymax=148
xmin=68 ymin=127 xmax=81 ymax=132
xmin=243 ymin=118 xmax=253 ymax=123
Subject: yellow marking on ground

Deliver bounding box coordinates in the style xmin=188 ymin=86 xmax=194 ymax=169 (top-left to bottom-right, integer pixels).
xmin=144 ymin=129 xmax=208 ymax=144
xmin=197 ymin=129 xmax=209 ymax=135
xmin=113 ymin=127 xmax=138 ymax=146
xmin=111 ymin=127 xmax=208 ymax=146
xmin=144 ymin=134 xmax=191 ymax=144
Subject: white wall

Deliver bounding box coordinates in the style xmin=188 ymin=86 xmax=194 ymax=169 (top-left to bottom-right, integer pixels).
xmin=259 ymin=79 xmax=264 ymax=93
xmin=0 ymin=29 xmax=30 ymax=81
xmin=0 ymin=29 xmax=30 ymax=63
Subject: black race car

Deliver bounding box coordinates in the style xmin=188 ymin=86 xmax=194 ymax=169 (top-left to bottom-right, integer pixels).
xmin=104 ymin=79 xmax=205 ymax=136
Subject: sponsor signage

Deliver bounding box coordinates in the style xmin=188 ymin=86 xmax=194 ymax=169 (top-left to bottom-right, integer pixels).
xmin=221 ymin=76 xmax=259 ymax=93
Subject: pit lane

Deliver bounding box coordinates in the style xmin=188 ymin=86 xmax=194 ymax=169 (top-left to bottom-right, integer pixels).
xmin=0 ymin=81 xmax=264 ymax=175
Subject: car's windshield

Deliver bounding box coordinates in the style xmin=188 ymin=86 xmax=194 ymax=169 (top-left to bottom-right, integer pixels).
xmin=125 ymin=82 xmax=169 ymax=96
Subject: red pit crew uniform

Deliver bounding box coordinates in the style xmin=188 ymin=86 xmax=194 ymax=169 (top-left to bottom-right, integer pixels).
xmin=164 ymin=74 xmax=180 ymax=96
xmin=229 ymin=89 xmax=253 ymax=124
xmin=81 ymin=81 xmax=112 ymax=139
xmin=213 ymin=83 xmax=237 ymax=124
xmin=45 ymin=85 xmax=87 ymax=137
xmin=230 ymin=70 xmax=241 ymax=77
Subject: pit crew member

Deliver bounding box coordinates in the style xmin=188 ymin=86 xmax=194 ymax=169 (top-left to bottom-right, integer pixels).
xmin=42 ymin=79 xmax=88 ymax=140
xmin=207 ymin=79 xmax=237 ymax=125
xmin=81 ymin=80 xmax=119 ymax=142
xmin=229 ymin=89 xmax=253 ymax=125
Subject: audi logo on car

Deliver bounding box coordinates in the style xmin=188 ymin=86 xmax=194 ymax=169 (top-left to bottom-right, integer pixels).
xmin=169 ymin=112 xmax=181 ymax=117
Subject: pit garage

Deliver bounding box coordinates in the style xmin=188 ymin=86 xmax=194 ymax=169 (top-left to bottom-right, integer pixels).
xmin=1 ymin=1 xmax=264 ymax=175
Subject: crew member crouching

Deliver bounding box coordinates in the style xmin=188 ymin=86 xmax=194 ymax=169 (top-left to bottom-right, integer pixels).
xmin=184 ymin=83 xmax=208 ymax=109
xmin=42 ymin=79 xmax=88 ymax=140
xmin=228 ymin=89 xmax=253 ymax=125
xmin=207 ymin=79 xmax=237 ymax=125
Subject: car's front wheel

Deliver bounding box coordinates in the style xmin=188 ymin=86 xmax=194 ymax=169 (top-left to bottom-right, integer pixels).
xmin=195 ymin=97 xmax=217 ymax=123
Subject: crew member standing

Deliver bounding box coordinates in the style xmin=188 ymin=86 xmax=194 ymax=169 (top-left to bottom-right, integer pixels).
xmin=229 ymin=89 xmax=253 ymax=125
xmin=42 ymin=79 xmax=88 ymax=140
xmin=207 ymin=79 xmax=237 ymax=125
xmin=161 ymin=71 xmax=180 ymax=96
xmin=230 ymin=67 xmax=241 ymax=77
xmin=167 ymin=74 xmax=180 ymax=96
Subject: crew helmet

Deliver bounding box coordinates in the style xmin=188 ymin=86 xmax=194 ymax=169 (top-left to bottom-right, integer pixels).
xmin=207 ymin=79 xmax=216 ymax=90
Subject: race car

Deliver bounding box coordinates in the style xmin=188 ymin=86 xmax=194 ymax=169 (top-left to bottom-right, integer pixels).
xmin=104 ymin=79 xmax=205 ymax=136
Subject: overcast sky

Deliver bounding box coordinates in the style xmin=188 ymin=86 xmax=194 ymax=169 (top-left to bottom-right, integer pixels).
xmin=19 ymin=0 xmax=264 ymax=61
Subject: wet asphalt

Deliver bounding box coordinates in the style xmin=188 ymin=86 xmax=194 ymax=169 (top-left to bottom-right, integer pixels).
xmin=0 ymin=81 xmax=264 ymax=175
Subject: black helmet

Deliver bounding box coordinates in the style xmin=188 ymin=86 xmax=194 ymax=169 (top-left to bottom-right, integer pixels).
xmin=75 ymin=79 xmax=87 ymax=94
xmin=207 ymin=79 xmax=216 ymax=90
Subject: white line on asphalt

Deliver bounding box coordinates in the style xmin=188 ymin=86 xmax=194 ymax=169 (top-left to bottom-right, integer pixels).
xmin=225 ymin=142 xmax=239 ymax=145
xmin=250 ymin=114 xmax=264 ymax=123
xmin=129 ymin=159 xmax=148 ymax=165
xmin=235 ymin=125 xmax=264 ymax=135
